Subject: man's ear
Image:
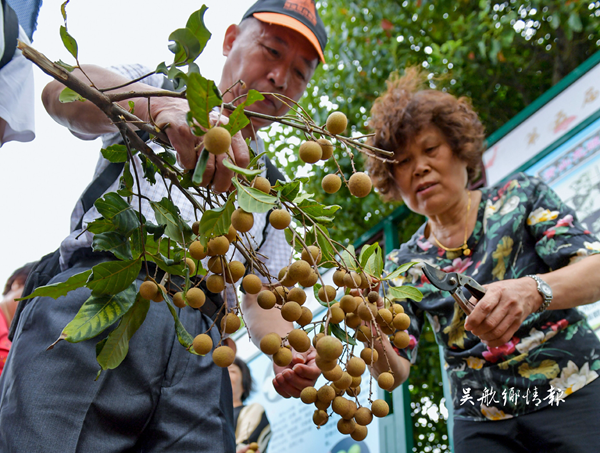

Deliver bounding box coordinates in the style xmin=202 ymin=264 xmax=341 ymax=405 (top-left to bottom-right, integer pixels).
xmin=223 ymin=24 xmax=240 ymax=57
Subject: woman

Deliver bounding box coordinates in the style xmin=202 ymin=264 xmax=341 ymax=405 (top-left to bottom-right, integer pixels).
xmin=229 ymin=357 xmax=271 ymax=452
xmin=365 ymin=68 xmax=600 ymax=452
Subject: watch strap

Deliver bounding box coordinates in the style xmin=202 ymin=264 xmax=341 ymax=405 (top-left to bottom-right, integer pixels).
xmin=526 ymin=274 xmax=552 ymax=314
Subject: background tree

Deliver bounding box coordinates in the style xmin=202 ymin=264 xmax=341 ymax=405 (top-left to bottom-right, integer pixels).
xmin=265 ymin=1 xmax=600 ymax=451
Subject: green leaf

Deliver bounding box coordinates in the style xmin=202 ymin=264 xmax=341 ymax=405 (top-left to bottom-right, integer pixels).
xmin=359 ymin=243 xmax=378 ymax=268
xmin=59 ymin=25 xmax=78 ymax=59
xmin=222 ymin=159 xmax=262 ymax=178
xmin=60 ymin=0 xmax=69 ymax=20
xmin=197 ymin=192 xmax=235 ymax=246
xmin=186 ymin=6 xmax=212 ymax=56
xmin=192 ymin=149 xmax=210 ymax=185
xmin=96 ymin=295 xmax=150 ymax=370
xmin=87 ymin=260 xmax=142 ymax=295
xmin=187 ymin=72 xmax=222 ymax=129
xmin=232 ymin=179 xmax=277 ymax=213
xmin=101 ymin=144 xmax=133 ymax=163
xmin=364 ymin=245 xmax=383 ymax=278
xmin=224 ymin=90 xmax=265 ymax=136
xmin=117 ymin=161 xmax=134 ymax=197
xmin=155 ymin=61 xmax=169 ymax=75
xmin=339 ymin=244 xmax=358 ymax=270
xmin=18 ymin=270 xmax=92 ymax=301
xmin=158 ymin=150 xmax=177 ymax=167
xmin=92 ymin=231 xmax=133 ymax=261
xmin=150 ymin=198 xmax=193 ymax=245
xmin=55 ymin=59 xmax=75 ymax=72
xmin=384 ymin=262 xmax=417 ymax=281
xmin=62 ymin=284 xmax=138 ymax=343
xmin=273 ymin=180 xmax=301 ymax=201
xmin=58 ymin=87 xmax=84 ymax=103
xmin=87 ymin=217 xmax=116 ymax=234
xmin=313 ymin=284 xmax=329 ymax=307
xmin=138 ymin=154 xmax=158 ymax=184
xmin=296 ymin=199 xmax=341 ymax=224
xmin=305 ymin=226 xmax=337 ymax=268
xmin=95 ymin=192 xmax=140 ymax=237
xmin=386 ymin=285 xmax=423 ymax=302
xmin=331 ymin=323 xmax=356 ymax=346
xmin=163 ymin=289 xmax=198 ymax=352
xmin=249 ymin=150 xmax=268 ymax=168
xmin=567 ymin=12 xmax=582 ymax=33
xmin=168 ymin=28 xmax=201 ymax=65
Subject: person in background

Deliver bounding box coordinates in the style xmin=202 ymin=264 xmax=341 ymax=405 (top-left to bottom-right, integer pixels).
xmin=229 ymin=357 xmax=271 ymax=453
xmin=0 ymin=262 xmax=34 ymax=374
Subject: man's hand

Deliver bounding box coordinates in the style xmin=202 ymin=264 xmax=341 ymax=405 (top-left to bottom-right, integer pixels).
xmin=272 ymin=346 xmax=320 ymax=398
xmin=464 ymin=277 xmax=541 ymax=348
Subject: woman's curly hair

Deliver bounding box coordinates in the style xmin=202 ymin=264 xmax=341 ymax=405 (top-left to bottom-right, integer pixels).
xmin=366 ymin=67 xmax=486 ymax=201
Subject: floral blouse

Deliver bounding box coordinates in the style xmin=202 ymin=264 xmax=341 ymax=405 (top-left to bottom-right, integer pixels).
xmin=387 ymin=173 xmax=600 ymax=421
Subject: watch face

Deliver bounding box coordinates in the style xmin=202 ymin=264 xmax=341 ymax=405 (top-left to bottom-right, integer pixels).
xmin=539 ymin=281 xmax=552 ymax=298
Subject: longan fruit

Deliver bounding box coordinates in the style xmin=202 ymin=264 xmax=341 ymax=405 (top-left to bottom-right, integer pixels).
xmin=273 ymin=347 xmax=293 ymax=367
xmin=337 ymin=418 xmax=356 ymax=435
xmin=185 ymin=257 xmax=196 ymax=275
xmin=249 ymin=443 xmax=259 ymax=452
xmin=260 ymin=333 xmax=281 ymax=355
xmin=297 ymin=306 xmax=313 ymax=326
xmin=231 ymin=208 xmax=254 ymax=233
xmin=393 ymin=313 xmax=411 ymax=331
xmin=212 ymin=345 xmax=235 ymax=367
xmin=221 ymin=312 xmax=241 ymax=334
xmin=339 ymin=295 xmax=358 ymax=313
xmin=378 ymin=372 xmax=395 ymax=390
xmin=312 ymin=332 xmax=325 ymax=348
xmin=139 ymin=281 xmax=159 ymax=300
xmin=345 ymin=313 xmax=362 ymax=329
xmin=329 ymin=304 xmax=345 ymax=324
xmin=318 ymin=285 xmax=336 ymax=303
xmin=334 ymin=371 xmax=353 ymax=390
xmin=315 ymin=355 xmax=337 ymax=372
xmin=269 ymin=209 xmax=291 ymax=230
xmin=225 ymin=224 xmax=238 ymax=243
xmin=367 ymin=290 xmax=380 ymax=303
xmin=301 ymin=245 xmax=322 ymax=266
xmin=332 ymin=269 xmax=347 ymax=287
xmin=207 ymin=256 xmax=224 ymax=274
xmin=173 ymin=291 xmax=186 ymax=309
xmin=152 ymin=284 xmax=166 ymax=303
xmin=359 ymin=272 xmax=371 ymax=290
xmin=317 ymin=384 xmax=336 ymax=403
xmin=278 ymin=266 xmax=296 ymax=287
xmin=357 ymin=302 xmax=377 ymax=321
xmin=332 ymin=396 xmax=350 ymax=416
xmin=351 ymin=375 xmax=362 ymax=388
xmin=224 ymin=260 xmax=245 ymax=284
xmin=313 ymin=409 xmax=328 ymax=426
xmin=316 ymin=336 xmax=343 ymax=361
xmin=391 ymin=303 xmax=405 ymax=315
xmin=206 ymin=274 xmax=225 ymax=293
xmin=189 ymin=241 xmax=206 ymax=260
xmin=315 ymin=398 xmax=331 ymax=411
xmin=281 ymin=301 xmax=302 ymax=322
xmin=192 ymin=220 xmax=200 ymax=235
xmin=298 ymin=270 xmax=319 ymax=288
xmin=346 ymin=356 xmax=366 ymax=377
xmin=273 ymin=286 xmax=289 ymax=304
xmin=207 ymin=236 xmax=229 ymax=256
xmin=326 ymin=111 xmax=348 ymax=135
xmin=343 ymin=400 xmax=358 ymax=420
xmin=351 ymin=424 xmax=368 ymax=441
xmin=393 ymin=330 xmax=410 ymax=349
xmin=317 ymin=138 xmax=334 ymax=160
xmin=186 ymin=287 xmax=206 ymax=309
xmin=287 ymin=287 xmax=306 ymax=305
xmin=371 ymin=399 xmax=390 ymax=418
xmin=346 ymin=386 xmax=361 ymax=397
xmin=287 ymin=329 xmax=311 ymax=353
xmin=323 ymin=365 xmax=343 ymax=382
xmin=356 ymin=325 xmax=373 ymax=343
xmin=289 ymin=260 xmax=312 ymax=282
xmin=321 ymin=174 xmax=342 ymax=194
xmin=257 ymin=290 xmax=277 ymax=310
xmin=348 ymin=172 xmax=372 ymax=198
xmin=192 ymin=333 xmax=213 ymax=355
xmin=242 ymin=274 xmax=262 ymax=295
xmin=360 ymin=347 xmax=379 ymax=364
xmin=204 ymin=126 xmax=231 ymax=155
xmin=343 ymin=271 xmax=362 ymax=289
xmin=251 ymin=175 xmax=271 ymax=194
xmin=377 ymin=308 xmax=393 ymax=326
xmin=300 ymin=386 xmax=318 ymax=404
xmin=354 ymin=407 xmax=373 ymax=426
xmin=299 ymin=140 xmax=322 ymax=164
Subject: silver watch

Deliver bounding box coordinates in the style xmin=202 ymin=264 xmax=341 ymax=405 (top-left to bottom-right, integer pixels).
xmin=526 ymin=275 xmax=553 ymax=313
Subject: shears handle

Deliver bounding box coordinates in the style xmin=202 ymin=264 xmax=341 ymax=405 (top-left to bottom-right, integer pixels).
xmin=452 ymin=277 xmax=486 ymax=315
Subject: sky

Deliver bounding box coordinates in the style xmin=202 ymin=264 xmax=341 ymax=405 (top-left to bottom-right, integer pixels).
xmin=0 ymin=0 xmax=250 ymax=287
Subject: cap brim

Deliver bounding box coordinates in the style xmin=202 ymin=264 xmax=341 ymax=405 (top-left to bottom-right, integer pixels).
xmin=253 ymin=12 xmax=325 ymax=63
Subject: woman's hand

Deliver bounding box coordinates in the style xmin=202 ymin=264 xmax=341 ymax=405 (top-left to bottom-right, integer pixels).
xmin=272 ymin=346 xmax=320 ymax=398
xmin=464 ymin=277 xmax=542 ymax=348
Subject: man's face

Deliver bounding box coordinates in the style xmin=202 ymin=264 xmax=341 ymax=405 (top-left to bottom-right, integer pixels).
xmin=220 ymin=18 xmax=320 ymax=133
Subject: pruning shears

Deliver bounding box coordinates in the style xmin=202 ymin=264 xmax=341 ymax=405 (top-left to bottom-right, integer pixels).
xmin=421 ymin=263 xmax=486 ymax=315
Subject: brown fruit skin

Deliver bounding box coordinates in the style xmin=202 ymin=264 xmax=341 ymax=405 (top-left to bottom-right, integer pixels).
xmin=185 ymin=258 xmax=197 ymax=276
xmin=225 ymin=224 xmax=238 ymax=243
xmin=287 ymin=287 xmax=306 ymax=305
xmin=300 ymin=386 xmax=318 ymax=404
xmin=192 ymin=333 xmax=213 ymax=355
xmin=371 ymin=399 xmax=390 ymax=417
xmin=299 ymin=140 xmax=322 ymax=164
xmin=221 ymin=313 xmax=241 ymax=334
xmin=204 ymin=126 xmax=231 ymax=155
xmin=316 ymin=336 xmax=343 ymax=361
xmin=287 ymin=329 xmax=311 ymax=353
xmin=269 ymin=209 xmax=291 ymax=230
xmin=391 ymin=303 xmax=405 ymax=315
xmin=281 ymin=301 xmax=302 ymax=322
xmin=317 ymin=138 xmax=334 ymax=160
xmin=360 ymin=347 xmax=379 ymax=364
xmin=337 ymin=418 xmax=356 ymax=435
xmin=206 ymin=274 xmax=225 ymax=293
xmin=348 ymin=172 xmax=373 ymax=198
xmin=298 ymin=271 xmax=319 ymax=288
xmin=289 ymin=260 xmax=312 ymax=282
xmin=301 ymin=245 xmax=322 ymax=266
xmin=186 ymin=287 xmax=206 ymax=309
xmin=207 ymin=256 xmax=224 ymax=274
xmin=273 ymin=286 xmax=289 ymax=305
xmin=248 ymin=443 xmax=259 ymax=452
xmin=207 ymin=236 xmax=230 ymax=256
xmin=318 ymin=285 xmax=337 ymax=303
xmin=192 ymin=220 xmax=200 ymax=235
xmin=251 ymin=175 xmax=271 ymax=194
xmin=356 ymin=325 xmax=373 ymax=343
xmin=393 ymin=313 xmax=411 ymax=330
xmin=351 ymin=424 xmax=368 ymax=441
xmin=273 ymin=347 xmax=293 ymax=367
xmin=315 ymin=355 xmax=337 ymax=372
xmin=242 ymin=275 xmax=263 ymax=295
xmin=312 ymin=409 xmax=328 ymax=426
xmin=332 ymin=269 xmax=347 ymax=287
xmin=326 ymin=111 xmax=348 ymax=135
xmin=323 ymin=365 xmax=343 ymax=382
xmin=173 ymin=292 xmax=186 ymax=309
xmin=332 ymin=396 xmax=350 ymax=416
xmin=343 ymin=271 xmax=362 ymax=289
xmin=257 ymin=290 xmax=277 ymax=309
xmin=312 ymin=332 xmax=325 ymax=348
xmin=329 ymin=305 xmax=345 ymax=324
xmin=339 ymin=295 xmax=358 ymax=313
xmin=139 ymin=281 xmax=158 ymax=300
xmin=346 ymin=357 xmax=366 ymax=377
xmin=378 ymin=372 xmax=395 ymax=390
xmin=152 ymin=284 xmax=166 ymax=303
xmin=212 ymin=345 xmax=235 ymax=367
xmin=189 ymin=241 xmax=207 ymax=260
xmin=354 ymin=407 xmax=373 ymax=426
xmin=317 ymin=385 xmax=336 ymax=403
xmin=321 ymin=174 xmax=342 ymax=194
xmin=357 ymin=302 xmax=377 ymax=321
xmin=377 ymin=308 xmax=394 ymax=326
xmin=224 ymin=260 xmax=245 ymax=284
xmin=393 ymin=330 xmax=411 ymax=349
xmin=368 ymin=290 xmax=380 ymax=303
xmin=231 ymin=208 xmax=254 ymax=233
xmin=260 ymin=333 xmax=281 ymax=355
xmin=345 ymin=313 xmax=362 ymax=329
xmin=334 ymin=371 xmax=353 ymax=390
xmin=297 ymin=306 xmax=313 ymax=327
xmin=278 ymin=266 xmax=297 ymax=287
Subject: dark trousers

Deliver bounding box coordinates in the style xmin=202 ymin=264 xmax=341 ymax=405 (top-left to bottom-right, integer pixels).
xmin=454 ymin=376 xmax=600 ymax=453
xmin=0 ymin=257 xmax=235 ymax=453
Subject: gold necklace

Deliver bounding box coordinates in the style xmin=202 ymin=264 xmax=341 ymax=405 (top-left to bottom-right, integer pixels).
xmin=430 ymin=191 xmax=472 ymax=256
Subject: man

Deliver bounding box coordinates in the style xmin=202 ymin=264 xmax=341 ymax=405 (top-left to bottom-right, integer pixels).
xmin=0 ymin=1 xmax=326 ymax=451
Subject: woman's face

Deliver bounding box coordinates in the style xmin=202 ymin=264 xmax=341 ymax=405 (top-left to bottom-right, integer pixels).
xmin=228 ymin=363 xmax=243 ymax=403
xmin=392 ymin=123 xmax=469 ymax=217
